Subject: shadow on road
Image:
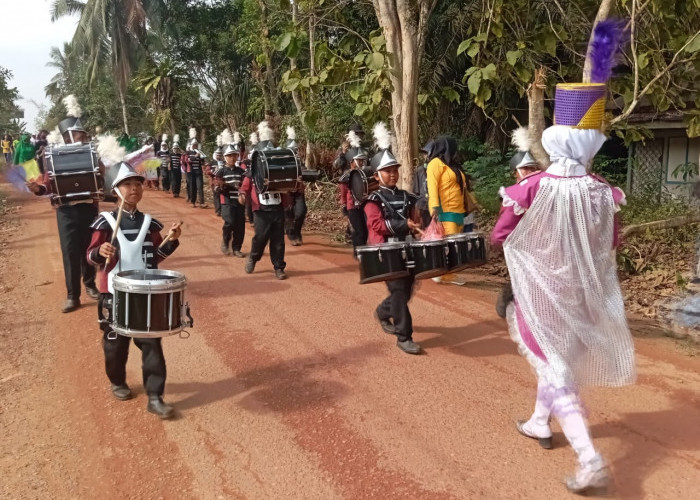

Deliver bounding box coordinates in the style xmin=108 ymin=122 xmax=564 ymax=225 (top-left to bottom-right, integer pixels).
xmin=415 ymin=320 xmax=513 ymax=357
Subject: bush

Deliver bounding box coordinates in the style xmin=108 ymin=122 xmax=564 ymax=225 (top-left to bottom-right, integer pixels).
xmin=458 ymin=137 xmax=511 ymax=214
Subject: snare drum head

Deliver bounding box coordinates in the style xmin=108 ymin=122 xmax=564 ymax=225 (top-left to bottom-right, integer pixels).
xmin=356 ymin=242 xmax=406 ymax=253
xmin=113 ymin=269 xmax=187 ymax=293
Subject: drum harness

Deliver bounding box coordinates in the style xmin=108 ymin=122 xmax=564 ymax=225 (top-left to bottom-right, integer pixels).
xmin=371 ymin=190 xmax=418 ymax=267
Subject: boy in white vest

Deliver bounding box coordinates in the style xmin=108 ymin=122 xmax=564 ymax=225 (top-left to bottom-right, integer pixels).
xmin=87 ymin=163 xmax=182 ymax=419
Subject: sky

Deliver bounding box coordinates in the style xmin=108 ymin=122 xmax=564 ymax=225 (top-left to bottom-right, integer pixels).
xmin=0 ymin=0 xmax=78 ymax=131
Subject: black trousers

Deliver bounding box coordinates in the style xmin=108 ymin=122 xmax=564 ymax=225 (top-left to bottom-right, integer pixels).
xmin=285 ymin=192 xmax=308 ymax=241
xmin=98 ymin=294 xmax=167 ymax=395
xmin=221 ymin=203 xmax=246 ymax=251
xmin=250 ymin=209 xmax=286 ymax=270
xmin=347 ymin=208 xmax=368 ymax=249
xmin=170 ymin=169 xmax=182 ymax=196
xmin=56 ymin=203 xmax=97 ymax=300
xmin=213 ymin=190 xmax=221 ymax=214
xmin=376 ymin=275 xmax=415 ymax=342
xmin=161 ymin=168 xmax=171 ymax=191
xmin=187 ymin=171 xmax=204 ymax=204
xmin=245 ymin=197 xmax=254 ymax=223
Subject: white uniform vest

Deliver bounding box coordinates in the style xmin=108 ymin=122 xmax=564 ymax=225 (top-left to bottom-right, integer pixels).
xmin=101 ymin=211 xmax=152 ymax=294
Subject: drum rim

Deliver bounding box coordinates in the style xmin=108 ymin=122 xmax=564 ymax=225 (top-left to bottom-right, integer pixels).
xmin=411 ymin=239 xmax=447 ymax=247
xmin=112 ymin=325 xmax=183 ymax=338
xmin=113 ymin=269 xmax=187 ymax=292
xmin=444 ymin=233 xmax=471 ymax=241
xmin=355 ymin=242 xmax=407 ymax=252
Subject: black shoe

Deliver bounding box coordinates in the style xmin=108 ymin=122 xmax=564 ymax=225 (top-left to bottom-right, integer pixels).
xmin=61 ymin=298 xmax=80 ymax=313
xmin=374 ymin=309 xmax=397 ymax=334
xmin=232 ymin=250 xmax=245 ymax=258
xmin=147 ymin=395 xmax=174 ymax=419
xmin=291 ymin=239 xmax=302 ymax=247
xmin=396 ymin=339 xmax=421 ymax=355
xmin=275 ymin=269 xmax=288 ymax=280
xmin=220 ymin=242 xmax=231 ymax=255
xmin=111 ymin=384 xmax=133 ymax=401
xmin=85 ymin=286 xmax=100 ymax=300
xmin=496 ymin=282 xmax=514 ymax=319
xmin=245 ymin=259 xmax=255 ymax=274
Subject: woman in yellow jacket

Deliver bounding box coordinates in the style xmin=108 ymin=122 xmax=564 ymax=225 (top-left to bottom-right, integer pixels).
xmin=427 ymin=136 xmax=465 ymax=235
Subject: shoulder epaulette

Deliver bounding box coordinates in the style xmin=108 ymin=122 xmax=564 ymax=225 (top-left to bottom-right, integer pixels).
xmin=150 ymin=218 xmax=164 ymax=231
xmin=90 ymin=215 xmax=110 ymax=230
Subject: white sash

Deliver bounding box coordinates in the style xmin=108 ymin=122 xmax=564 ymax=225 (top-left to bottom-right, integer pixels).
xmin=101 ymin=211 xmax=152 ymax=294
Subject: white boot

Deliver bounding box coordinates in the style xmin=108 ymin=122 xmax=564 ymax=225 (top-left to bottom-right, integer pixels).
xmin=516 ymin=379 xmax=553 ymax=448
xmin=565 ymin=453 xmax=611 ymax=494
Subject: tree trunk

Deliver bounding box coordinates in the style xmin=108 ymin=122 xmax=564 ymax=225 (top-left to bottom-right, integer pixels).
xmin=582 ymin=0 xmax=615 ymax=82
xmin=527 ymin=67 xmax=550 ymax=167
xmin=257 ymin=0 xmax=278 ymax=119
xmin=119 ymin=87 xmax=130 ymax=135
xmin=372 ymin=0 xmax=437 ymax=190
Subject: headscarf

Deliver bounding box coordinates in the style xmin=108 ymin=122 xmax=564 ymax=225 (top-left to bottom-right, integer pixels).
xmin=13 ymin=133 xmax=36 ymax=164
xmin=429 ymin=136 xmax=463 ymax=190
xmin=541 ymin=125 xmax=606 ymax=177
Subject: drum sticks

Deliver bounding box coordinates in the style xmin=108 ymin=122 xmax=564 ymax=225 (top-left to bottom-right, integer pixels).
xmin=159 ymin=221 xmax=183 ymax=249
xmin=105 ymin=197 xmax=125 ymax=267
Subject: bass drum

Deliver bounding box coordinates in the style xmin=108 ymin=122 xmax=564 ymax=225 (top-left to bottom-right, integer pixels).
xmin=46 ymin=143 xmax=104 ymax=205
xmin=112 ymin=269 xmax=193 ymax=338
xmin=356 ymin=242 xmax=409 ymax=284
xmin=349 ymin=167 xmax=379 ymax=203
xmin=250 ymin=148 xmax=302 ymax=193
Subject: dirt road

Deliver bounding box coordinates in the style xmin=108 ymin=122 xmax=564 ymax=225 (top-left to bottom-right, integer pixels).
xmin=1 ymin=186 xmax=698 ymax=499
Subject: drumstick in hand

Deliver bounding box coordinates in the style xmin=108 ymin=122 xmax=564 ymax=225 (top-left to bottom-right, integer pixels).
xmin=105 ymin=197 xmax=125 ymax=267
xmin=159 ymin=221 xmax=183 ymax=249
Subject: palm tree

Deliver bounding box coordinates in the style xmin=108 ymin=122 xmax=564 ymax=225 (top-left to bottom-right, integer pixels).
xmin=50 ymin=0 xmax=164 ymax=134
xmin=44 ymin=43 xmax=75 ymax=100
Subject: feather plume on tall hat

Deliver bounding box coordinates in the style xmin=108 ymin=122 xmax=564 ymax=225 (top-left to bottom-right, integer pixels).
xmin=346 ymin=130 xmax=362 ymax=149
xmin=285 ymin=126 xmax=298 ymax=149
xmin=553 ymin=19 xmax=626 ymax=130
xmin=221 ymin=128 xmax=234 ymax=146
xmin=255 ymin=121 xmax=275 ymax=150
xmin=344 ymin=130 xmax=368 ymax=163
xmin=172 ymin=134 xmax=181 ymax=149
xmin=97 ymin=135 xmax=144 ymax=193
xmin=59 ymin=94 xmax=85 ymax=135
xmin=188 ymin=127 xmax=198 ymax=148
xmin=370 ymin=122 xmax=400 ymax=171
xmin=222 ymin=129 xmax=237 ymax=156
xmin=216 ymin=134 xmax=223 ymax=147
xmin=47 ymin=127 xmax=64 ymax=145
xmin=160 ymin=133 xmax=169 ymax=150
xmin=249 ymin=132 xmax=259 ymax=146
xmin=233 ymin=131 xmax=241 ymax=145
xmin=509 ymin=127 xmax=539 ymax=171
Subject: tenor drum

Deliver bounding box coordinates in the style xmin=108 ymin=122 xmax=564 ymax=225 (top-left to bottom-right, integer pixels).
xmin=46 ymin=143 xmax=103 ymax=205
xmin=112 ymin=269 xmax=193 ymax=338
xmin=356 ymin=242 xmax=410 ymax=284
xmin=251 ymin=148 xmax=302 ymax=193
xmin=445 ymin=233 xmax=472 ymax=272
xmin=465 ymin=232 xmax=488 ymax=267
xmin=408 ymin=240 xmax=449 ymax=279
xmin=349 ymin=168 xmax=379 ymax=203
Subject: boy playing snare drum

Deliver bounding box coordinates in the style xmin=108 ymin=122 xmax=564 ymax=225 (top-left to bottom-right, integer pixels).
xmin=87 ymin=162 xmax=182 ymax=419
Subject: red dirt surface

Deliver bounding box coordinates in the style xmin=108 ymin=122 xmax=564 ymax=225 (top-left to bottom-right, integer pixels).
xmin=1 ymin=185 xmax=698 ymax=499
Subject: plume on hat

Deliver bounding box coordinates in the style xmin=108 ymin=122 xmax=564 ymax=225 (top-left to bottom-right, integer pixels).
xmin=47 ymin=127 xmax=64 ymax=145
xmin=161 ymin=133 xmax=168 ymax=143
xmin=257 ymin=121 xmax=274 ymax=142
xmin=62 ymin=95 xmax=82 ymax=118
xmin=372 ymin=122 xmax=392 ymax=150
xmin=511 ymin=127 xmax=531 ymax=152
xmin=216 ymin=134 xmax=222 ymax=147
xmin=221 ymin=128 xmax=234 ymax=145
xmin=97 ymin=134 xmax=127 ymax=167
xmin=589 ymin=19 xmax=627 ymax=84
xmin=233 ymin=131 xmax=241 ymax=144
xmin=249 ymin=132 xmax=259 ymax=145
xmin=346 ymin=130 xmax=361 ymax=148
xmin=286 ymin=126 xmax=296 ymax=141
xmin=173 ymin=134 xmax=180 ymax=144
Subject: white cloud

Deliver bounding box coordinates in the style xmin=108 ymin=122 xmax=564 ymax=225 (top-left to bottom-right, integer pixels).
xmin=0 ymin=0 xmax=78 ymax=130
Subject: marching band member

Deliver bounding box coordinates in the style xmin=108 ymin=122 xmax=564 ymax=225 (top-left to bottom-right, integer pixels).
xmin=157 ymin=134 xmax=171 ymax=193
xmin=218 ymin=134 xmax=247 ymax=257
xmin=338 ymin=129 xmax=369 ymax=252
xmin=283 ymin=127 xmax=307 ymax=246
xmin=492 ymin=52 xmax=636 ymax=492
xmin=27 ymin=95 xmax=100 ymax=312
xmin=210 ymin=133 xmax=226 ymax=216
xmin=239 ymin=128 xmax=290 ymax=280
xmin=86 ymin=162 xmax=181 ymax=419
xmin=182 ymin=128 xmax=207 ymax=208
xmin=169 ymin=135 xmax=183 ymax=198
xmin=365 ymin=124 xmax=421 ymax=355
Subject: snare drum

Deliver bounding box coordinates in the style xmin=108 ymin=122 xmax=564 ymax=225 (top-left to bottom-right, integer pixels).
xmin=465 ymin=232 xmax=488 ymax=267
xmin=356 ymin=242 xmax=410 ymax=284
xmin=251 ymin=148 xmax=302 ymax=193
xmin=408 ymin=240 xmax=449 ymax=279
xmin=112 ymin=269 xmax=193 ymax=338
xmin=445 ymin=233 xmax=472 ymax=272
xmin=46 ymin=143 xmax=103 ymax=205
xmin=349 ymin=168 xmax=379 ymax=203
